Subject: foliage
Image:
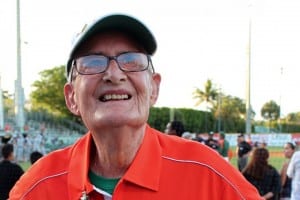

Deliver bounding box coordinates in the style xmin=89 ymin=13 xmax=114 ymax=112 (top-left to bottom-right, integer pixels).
xmin=176 ymin=108 xmax=212 ymax=133
xmin=213 ymin=95 xmax=246 ymax=133
xmin=148 ymin=107 xmax=212 ymax=133
xmin=193 ymin=79 xmax=218 ymax=132
xmin=193 ymin=79 xmax=250 ymax=133
xmin=148 ymin=107 xmax=170 ymax=132
xmin=2 ymin=91 xmax=14 ymax=118
xmin=261 ymin=100 xmax=280 ymax=121
xmin=193 ymin=79 xmax=218 ymax=109
xmin=30 ymin=66 xmax=71 ymax=117
xmin=286 ymin=112 xmax=300 ymax=122
xmin=281 ymin=122 xmax=300 ymax=133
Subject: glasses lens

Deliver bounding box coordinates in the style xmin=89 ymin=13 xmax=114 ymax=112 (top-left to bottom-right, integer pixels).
xmin=117 ymin=53 xmax=148 ymax=72
xmin=76 ymin=55 xmax=108 ymax=74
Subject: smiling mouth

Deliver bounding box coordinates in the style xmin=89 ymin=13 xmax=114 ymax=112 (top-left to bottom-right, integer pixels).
xmin=99 ymin=94 xmax=131 ymax=102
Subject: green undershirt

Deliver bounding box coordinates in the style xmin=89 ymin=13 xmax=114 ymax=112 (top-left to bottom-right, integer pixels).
xmin=88 ymin=170 xmax=120 ymax=195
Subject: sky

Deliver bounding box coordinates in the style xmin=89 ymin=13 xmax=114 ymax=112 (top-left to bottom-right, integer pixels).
xmin=1 ymin=0 xmax=300 ymax=120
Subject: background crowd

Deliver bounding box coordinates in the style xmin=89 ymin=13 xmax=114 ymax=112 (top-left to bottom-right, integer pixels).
xmin=165 ymin=120 xmax=300 ymax=200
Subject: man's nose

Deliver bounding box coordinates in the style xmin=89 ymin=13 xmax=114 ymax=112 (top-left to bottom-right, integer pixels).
xmin=102 ymin=60 xmax=127 ymax=83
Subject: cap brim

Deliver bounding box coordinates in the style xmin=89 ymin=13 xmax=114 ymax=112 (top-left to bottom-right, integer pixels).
xmin=66 ymin=14 xmax=157 ymax=77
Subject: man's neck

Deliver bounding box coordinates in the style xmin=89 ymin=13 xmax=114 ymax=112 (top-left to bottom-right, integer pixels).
xmin=90 ymin=126 xmax=146 ymax=178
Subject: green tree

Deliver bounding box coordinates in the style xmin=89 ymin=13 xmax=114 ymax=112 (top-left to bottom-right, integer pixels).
xmin=193 ymin=79 xmax=218 ymax=132
xmin=261 ymin=100 xmax=280 ymax=132
xmin=286 ymin=113 xmax=297 ymax=122
xmin=29 ymin=66 xmax=86 ymax=131
xmin=213 ymin=95 xmax=246 ymax=132
xmin=285 ymin=112 xmax=300 ymax=122
xmin=148 ymin=107 xmax=209 ymax=133
xmin=30 ymin=66 xmax=70 ymax=117
xmin=261 ymin=100 xmax=280 ymax=121
xmin=148 ymin=107 xmax=170 ymax=131
xmin=2 ymin=91 xmax=14 ymax=122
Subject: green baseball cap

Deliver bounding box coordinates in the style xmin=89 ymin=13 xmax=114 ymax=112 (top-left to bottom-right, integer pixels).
xmin=66 ymin=14 xmax=157 ymax=78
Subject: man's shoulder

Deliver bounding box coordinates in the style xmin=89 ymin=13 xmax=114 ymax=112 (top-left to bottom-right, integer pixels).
xmin=148 ymin=128 xmax=260 ymax=199
xmin=0 ymin=161 xmax=20 ymax=173
xmin=11 ymin=162 xmax=24 ymax=170
xmin=150 ymin=127 xmax=222 ymax=163
xmin=0 ymin=160 xmax=21 ymax=168
xmin=241 ymin=141 xmax=252 ymax=148
xmin=293 ymin=151 xmax=300 ymax=158
xmin=268 ymin=165 xmax=279 ymax=174
xmin=149 ymin=128 xmax=238 ymax=174
xmin=290 ymin=151 xmax=300 ymax=165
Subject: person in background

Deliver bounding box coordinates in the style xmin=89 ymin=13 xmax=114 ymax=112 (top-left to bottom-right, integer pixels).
xmin=10 ymin=14 xmax=261 ymax=199
xmin=194 ymin=133 xmax=205 ymax=144
xmin=32 ymin=131 xmax=46 ymax=155
xmin=246 ymin=134 xmax=253 ymax=147
xmin=237 ymin=133 xmax=252 ymax=171
xmin=204 ymin=132 xmax=219 ymax=151
xmin=0 ymin=143 xmax=24 ymax=200
xmin=164 ymin=120 xmax=185 ymax=137
xmin=242 ymin=147 xmax=281 ymax=200
xmin=287 ymin=149 xmax=300 ymax=200
xmin=280 ymin=142 xmax=295 ymax=200
xmin=0 ymin=134 xmax=12 ymax=160
xmin=219 ymin=132 xmax=230 ymax=161
xmin=15 ymin=132 xmax=25 ymax=162
xmin=23 ymin=133 xmax=32 ymax=163
xmin=259 ymin=141 xmax=268 ymax=148
xmin=181 ymin=131 xmax=194 ymax=140
xmin=30 ymin=151 xmax=44 ymax=165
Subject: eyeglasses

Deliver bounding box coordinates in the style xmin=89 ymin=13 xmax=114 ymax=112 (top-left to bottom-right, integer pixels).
xmin=71 ymin=52 xmax=154 ymax=78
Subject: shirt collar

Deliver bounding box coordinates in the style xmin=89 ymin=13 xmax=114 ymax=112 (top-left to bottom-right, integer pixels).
xmin=67 ymin=125 xmax=162 ymax=199
xmin=122 ymin=125 xmax=161 ymax=191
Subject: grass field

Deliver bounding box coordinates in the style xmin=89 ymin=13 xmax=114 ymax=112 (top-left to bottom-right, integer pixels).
xmin=20 ymin=146 xmax=286 ymax=172
xmin=20 ymin=162 xmax=31 ymax=171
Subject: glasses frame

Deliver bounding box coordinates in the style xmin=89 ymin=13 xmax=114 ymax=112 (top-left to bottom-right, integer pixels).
xmin=68 ymin=52 xmax=154 ymax=82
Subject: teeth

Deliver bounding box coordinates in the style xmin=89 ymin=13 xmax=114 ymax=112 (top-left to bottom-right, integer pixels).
xmin=103 ymin=94 xmax=129 ymax=101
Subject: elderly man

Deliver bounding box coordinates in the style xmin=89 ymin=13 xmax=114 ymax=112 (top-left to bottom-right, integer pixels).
xmin=10 ymin=14 xmax=260 ymax=199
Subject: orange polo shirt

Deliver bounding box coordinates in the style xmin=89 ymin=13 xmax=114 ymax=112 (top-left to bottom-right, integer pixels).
xmin=10 ymin=125 xmax=260 ymax=200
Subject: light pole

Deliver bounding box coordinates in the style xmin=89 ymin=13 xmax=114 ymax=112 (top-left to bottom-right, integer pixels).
xmin=245 ymin=2 xmax=253 ymax=134
xmin=170 ymin=108 xmax=175 ymax=122
xmin=278 ymin=67 xmax=283 ymax=132
xmin=15 ymin=0 xmax=25 ymax=132
xmin=217 ymin=86 xmax=222 ymax=133
xmin=0 ymin=76 xmax=4 ymax=130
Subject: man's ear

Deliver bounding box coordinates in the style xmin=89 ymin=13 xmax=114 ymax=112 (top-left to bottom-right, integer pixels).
xmin=64 ymin=83 xmax=80 ymax=116
xmin=150 ymin=73 xmax=161 ymax=106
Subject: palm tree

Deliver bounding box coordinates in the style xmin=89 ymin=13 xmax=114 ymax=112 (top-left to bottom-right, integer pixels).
xmin=193 ymin=79 xmax=218 ymax=132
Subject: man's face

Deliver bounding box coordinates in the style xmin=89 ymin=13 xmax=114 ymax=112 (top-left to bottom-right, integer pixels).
xmin=237 ymin=136 xmax=243 ymax=143
xmin=64 ymin=32 xmax=161 ymax=131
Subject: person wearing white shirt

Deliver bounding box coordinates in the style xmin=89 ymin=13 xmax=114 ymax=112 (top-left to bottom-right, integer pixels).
xmin=287 ymin=150 xmax=300 ymax=200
